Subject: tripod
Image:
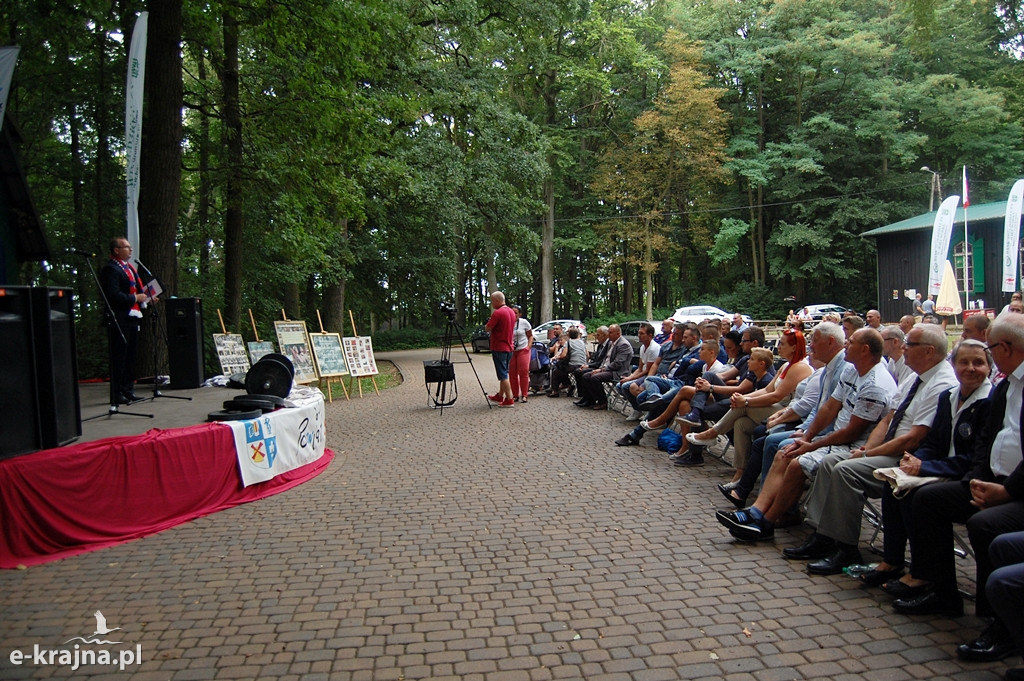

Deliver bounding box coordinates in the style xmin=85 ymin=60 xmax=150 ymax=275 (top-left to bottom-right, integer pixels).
xmin=425 ymin=314 xmax=489 ymax=413
xmin=80 ymin=253 xmax=152 ymax=421
xmin=135 ymin=259 xmax=191 ymax=404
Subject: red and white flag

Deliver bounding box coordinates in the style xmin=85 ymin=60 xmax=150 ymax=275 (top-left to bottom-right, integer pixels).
xmin=962 ymin=166 xmax=970 ymax=207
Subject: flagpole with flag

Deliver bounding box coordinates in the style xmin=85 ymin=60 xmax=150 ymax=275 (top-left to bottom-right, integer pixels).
xmin=0 ymin=46 xmax=20 ymax=133
xmin=962 ymin=165 xmax=970 ymax=311
xmin=125 ymin=12 xmax=148 ymax=263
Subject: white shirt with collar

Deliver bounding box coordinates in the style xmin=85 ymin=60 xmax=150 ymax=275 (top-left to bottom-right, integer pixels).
xmin=991 ymin=360 xmax=1024 ymax=477
xmin=892 ymin=358 xmax=958 ymax=438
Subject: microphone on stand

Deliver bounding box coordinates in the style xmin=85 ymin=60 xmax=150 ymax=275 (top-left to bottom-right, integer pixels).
xmin=68 ymin=248 xmax=97 ymax=257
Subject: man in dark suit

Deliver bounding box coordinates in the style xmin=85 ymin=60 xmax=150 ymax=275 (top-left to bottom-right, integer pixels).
xmin=99 ymin=236 xmax=153 ymax=404
xmin=893 ymin=313 xmax=1024 ymax=665
xmin=575 ymin=324 xmax=633 ymax=409
xmin=987 ymin=530 xmax=1024 ymax=680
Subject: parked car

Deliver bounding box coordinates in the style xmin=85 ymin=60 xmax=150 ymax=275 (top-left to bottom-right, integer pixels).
xmin=618 ymin=320 xmax=657 ymax=355
xmin=470 ymin=326 xmax=490 ymax=353
xmin=672 ymin=305 xmax=753 ymax=326
xmin=800 ymin=303 xmax=850 ymax=321
xmin=532 ymin=319 xmax=587 ymax=341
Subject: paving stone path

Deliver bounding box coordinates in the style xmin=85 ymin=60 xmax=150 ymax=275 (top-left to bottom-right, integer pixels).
xmin=0 ymin=348 xmax=1006 ymax=680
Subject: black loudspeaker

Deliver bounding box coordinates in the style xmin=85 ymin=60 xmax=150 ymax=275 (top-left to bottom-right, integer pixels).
xmin=0 ymin=286 xmax=41 ymax=459
xmin=166 ymin=297 xmax=204 ymax=389
xmin=31 ymin=287 xmax=81 ymax=449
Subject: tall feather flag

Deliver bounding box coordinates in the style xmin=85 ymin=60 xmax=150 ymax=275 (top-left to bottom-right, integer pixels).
xmin=0 ymin=46 xmax=20 ymax=132
xmin=928 ymin=195 xmax=961 ymax=296
xmin=961 ymin=166 xmax=970 ymax=306
xmin=1002 ymin=180 xmax=1024 ymax=293
xmin=125 ymin=13 xmax=148 ymax=261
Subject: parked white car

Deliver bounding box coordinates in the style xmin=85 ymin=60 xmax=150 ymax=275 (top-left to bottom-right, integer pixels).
xmin=672 ymin=305 xmax=753 ymax=326
xmin=533 ymin=319 xmax=587 ymax=341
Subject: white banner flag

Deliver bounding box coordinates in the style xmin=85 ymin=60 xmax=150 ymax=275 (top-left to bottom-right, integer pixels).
xmin=928 ymin=195 xmax=961 ymax=296
xmin=0 ymin=46 xmax=20 ymax=132
xmin=1002 ymin=179 xmax=1024 ymax=293
xmin=125 ymin=12 xmax=148 ymax=258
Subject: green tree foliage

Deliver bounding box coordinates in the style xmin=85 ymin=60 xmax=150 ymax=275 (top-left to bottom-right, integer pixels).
xmin=3 ymin=0 xmax=1024 ymax=375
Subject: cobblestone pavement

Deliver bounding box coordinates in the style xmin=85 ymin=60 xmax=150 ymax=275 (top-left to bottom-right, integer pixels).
xmin=0 ymin=348 xmax=1010 ymax=680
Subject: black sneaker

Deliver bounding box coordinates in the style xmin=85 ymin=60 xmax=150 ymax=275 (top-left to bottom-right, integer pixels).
xmin=615 ymin=434 xmax=638 ymax=446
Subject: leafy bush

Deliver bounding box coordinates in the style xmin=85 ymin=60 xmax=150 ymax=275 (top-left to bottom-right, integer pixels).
xmin=372 ymin=326 xmax=448 ymax=351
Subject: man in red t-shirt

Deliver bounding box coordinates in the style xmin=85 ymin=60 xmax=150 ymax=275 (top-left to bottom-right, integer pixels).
xmin=485 ymin=291 xmax=517 ymax=407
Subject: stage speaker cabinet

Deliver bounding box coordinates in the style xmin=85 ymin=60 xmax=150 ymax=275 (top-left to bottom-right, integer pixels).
xmin=0 ymin=286 xmax=42 ymax=460
xmin=166 ymin=297 xmax=204 ymax=389
xmin=31 ymin=287 xmax=82 ymax=449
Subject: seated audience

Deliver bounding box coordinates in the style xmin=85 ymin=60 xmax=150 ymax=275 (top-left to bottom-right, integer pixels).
xmin=574 ymin=324 xmax=633 ymax=410
xmin=611 ymin=322 xmax=661 ymax=407
xmin=885 ymin=312 xmax=1024 ymax=667
xmin=548 ymin=326 xmax=588 ymax=397
xmin=861 ymin=340 xmax=991 ymax=589
xmin=686 ymin=329 xmax=812 ymax=484
xmin=986 ymin=530 xmax=1024 ymax=680
xmin=784 ymin=324 xmax=957 ymax=574
xmin=881 ymin=325 xmax=914 ymax=385
xmin=716 ymin=328 xmax=896 ymax=541
xmin=719 ymin=323 xmax=845 ymax=508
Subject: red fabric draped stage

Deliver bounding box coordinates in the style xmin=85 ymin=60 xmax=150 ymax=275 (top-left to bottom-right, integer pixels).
xmin=0 ymin=423 xmax=333 ymax=568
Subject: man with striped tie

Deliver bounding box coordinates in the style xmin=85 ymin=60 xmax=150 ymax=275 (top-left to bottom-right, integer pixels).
xmin=100 ymin=237 xmax=156 ymax=404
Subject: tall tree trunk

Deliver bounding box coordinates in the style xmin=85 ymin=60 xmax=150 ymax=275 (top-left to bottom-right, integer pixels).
xmin=138 ymin=0 xmax=182 ymax=380
xmin=197 ymin=49 xmax=211 ymax=282
xmin=322 ymin=217 xmax=348 ymax=334
xmin=221 ymin=9 xmax=244 ymax=329
xmin=283 ymin=282 xmax=300 ymax=320
xmin=540 ymin=176 xmax=554 ymax=322
xmin=644 ymin=224 xmax=654 ymax=321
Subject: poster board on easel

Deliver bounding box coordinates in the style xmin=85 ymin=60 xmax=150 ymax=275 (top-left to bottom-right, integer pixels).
xmin=345 ymin=310 xmax=379 ymax=397
xmin=213 ymin=333 xmax=250 ymax=376
xmin=274 ymin=320 xmax=319 ymax=384
xmin=310 ymin=333 xmax=349 ymax=375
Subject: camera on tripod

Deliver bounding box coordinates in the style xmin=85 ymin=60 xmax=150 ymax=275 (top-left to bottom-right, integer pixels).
xmin=439 ymin=301 xmax=457 ymax=321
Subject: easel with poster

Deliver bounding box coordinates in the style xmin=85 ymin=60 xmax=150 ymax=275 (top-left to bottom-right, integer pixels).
xmin=213 ymin=310 xmax=251 ymax=376
xmin=344 ymin=310 xmax=379 ymax=398
xmin=274 ymin=313 xmax=319 ymax=384
xmin=247 ymin=309 xmax=275 ymax=364
xmin=308 ymin=310 xmax=350 ymax=402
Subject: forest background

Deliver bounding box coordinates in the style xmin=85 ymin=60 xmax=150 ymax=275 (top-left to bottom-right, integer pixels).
xmin=3 ymin=0 xmax=1024 ymax=378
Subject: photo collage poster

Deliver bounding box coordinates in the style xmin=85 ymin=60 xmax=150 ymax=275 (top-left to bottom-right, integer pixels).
xmin=342 ymin=336 xmax=378 ymax=377
xmin=213 ymin=333 xmax=251 ymax=376
xmin=273 ymin=321 xmax=319 ymax=384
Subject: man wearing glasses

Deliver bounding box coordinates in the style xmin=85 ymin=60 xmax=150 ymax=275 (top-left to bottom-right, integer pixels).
xmin=100 ymin=237 xmax=155 ymax=404
xmin=889 ymin=312 xmax=1024 ymax=668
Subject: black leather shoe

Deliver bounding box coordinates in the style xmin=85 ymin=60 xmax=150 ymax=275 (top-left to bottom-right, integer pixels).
xmin=807 ymin=544 xmax=862 ymax=575
xmin=957 ymin=620 xmax=1016 ymax=662
xmin=858 ymin=566 xmax=905 ymax=588
xmin=893 ymin=590 xmax=964 ymax=617
xmin=880 ymin=579 xmax=932 ymax=600
xmin=717 ymin=483 xmax=746 ymax=509
xmin=615 ymin=434 xmax=638 ymax=446
xmin=574 ymin=400 xmax=594 ymax=407
xmin=782 ymin=533 xmax=836 ymax=561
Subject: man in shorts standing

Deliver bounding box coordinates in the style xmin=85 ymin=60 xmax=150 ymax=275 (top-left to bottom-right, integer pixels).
xmin=486 ymin=291 xmax=517 ymax=407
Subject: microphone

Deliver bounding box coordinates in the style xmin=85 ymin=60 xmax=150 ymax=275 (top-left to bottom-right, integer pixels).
xmin=68 ymin=248 xmax=96 ymax=257
xmin=134 ymin=259 xmax=153 ymax=278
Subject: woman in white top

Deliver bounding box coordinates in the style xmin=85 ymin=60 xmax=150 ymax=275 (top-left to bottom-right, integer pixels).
xmin=509 ymin=306 xmax=533 ymax=403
